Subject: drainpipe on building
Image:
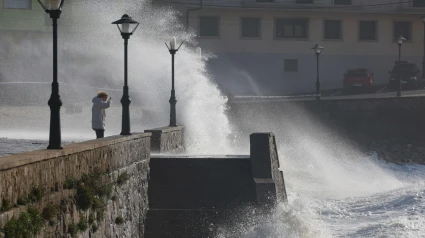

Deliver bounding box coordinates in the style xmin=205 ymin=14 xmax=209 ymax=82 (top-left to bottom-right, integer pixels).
xmin=186 ymin=0 xmax=203 ymax=32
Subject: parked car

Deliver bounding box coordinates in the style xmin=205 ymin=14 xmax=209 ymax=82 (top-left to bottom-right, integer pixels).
xmin=343 ymin=68 xmax=374 ymax=93
xmin=388 ymin=63 xmax=422 ymax=90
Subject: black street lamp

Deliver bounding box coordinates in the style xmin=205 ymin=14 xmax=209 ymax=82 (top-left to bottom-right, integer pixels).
xmin=395 ymin=35 xmax=406 ymax=97
xmin=37 ymin=0 xmax=65 ymax=149
xmin=165 ymin=37 xmax=183 ymax=127
xmin=112 ymin=14 xmax=139 ymax=135
xmin=311 ymin=44 xmax=324 ymax=100
xmin=421 ymin=15 xmax=425 ymax=80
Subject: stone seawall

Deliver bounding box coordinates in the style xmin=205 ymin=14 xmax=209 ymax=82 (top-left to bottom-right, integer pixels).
xmin=0 ymin=133 xmax=151 ymax=237
xmin=0 ymin=125 xmax=185 ymax=238
xmin=145 ymin=126 xmax=184 ymax=154
xmin=228 ymin=96 xmax=425 ymax=164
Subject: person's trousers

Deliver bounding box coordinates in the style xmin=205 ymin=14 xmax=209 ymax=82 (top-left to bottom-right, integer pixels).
xmin=94 ymin=129 xmax=105 ymax=139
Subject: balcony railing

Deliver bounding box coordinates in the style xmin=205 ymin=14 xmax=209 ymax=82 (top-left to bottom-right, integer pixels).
xmin=241 ymin=0 xmax=425 ymax=12
xmin=242 ymin=0 xmax=362 ymax=10
xmin=153 ymin=0 xmax=425 ymax=13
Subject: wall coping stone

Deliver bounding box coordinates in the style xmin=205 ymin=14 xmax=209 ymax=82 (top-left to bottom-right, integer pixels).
xmin=145 ymin=126 xmax=184 ymax=134
xmin=151 ymin=155 xmax=250 ymax=159
xmin=229 ymin=95 xmax=425 ymax=104
xmin=0 ymin=132 xmax=151 ymax=171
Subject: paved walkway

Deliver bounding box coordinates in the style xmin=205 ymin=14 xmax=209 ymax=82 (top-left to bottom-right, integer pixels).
xmin=0 ymin=138 xmax=47 ymax=157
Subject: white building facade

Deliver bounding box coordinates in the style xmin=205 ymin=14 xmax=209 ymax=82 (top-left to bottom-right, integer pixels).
xmin=159 ymin=0 xmax=425 ymax=95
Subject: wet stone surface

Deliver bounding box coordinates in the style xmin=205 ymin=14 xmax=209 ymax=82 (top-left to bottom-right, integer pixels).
xmin=0 ymin=138 xmax=75 ymax=157
xmin=0 ymin=138 xmax=48 ymax=157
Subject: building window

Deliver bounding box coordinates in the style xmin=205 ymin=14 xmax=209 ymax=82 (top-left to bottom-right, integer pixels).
xmin=3 ymin=0 xmax=31 ymax=9
xmin=275 ymin=19 xmax=309 ymax=39
xmin=199 ymin=16 xmax=219 ymax=37
xmin=413 ymin=0 xmax=425 ymax=7
xmin=324 ymin=20 xmax=342 ymax=40
xmin=241 ymin=18 xmax=261 ymax=38
xmin=296 ymin=0 xmax=314 ymax=3
xmin=393 ymin=22 xmax=411 ymax=41
xmin=359 ymin=21 xmax=377 ymax=41
xmin=334 ymin=0 xmax=351 ymax=5
xmin=284 ymin=59 xmax=298 ymax=72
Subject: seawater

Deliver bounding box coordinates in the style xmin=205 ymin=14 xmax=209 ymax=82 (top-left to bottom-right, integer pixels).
xmin=216 ymin=153 xmax=425 ymax=238
xmin=0 ymin=1 xmax=424 ymax=237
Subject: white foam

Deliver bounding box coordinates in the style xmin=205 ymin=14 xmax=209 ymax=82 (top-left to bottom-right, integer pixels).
xmin=0 ymin=0 xmax=234 ymax=154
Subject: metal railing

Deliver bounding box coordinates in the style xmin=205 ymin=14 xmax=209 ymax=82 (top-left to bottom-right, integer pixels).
xmin=218 ymin=0 xmax=425 ymax=12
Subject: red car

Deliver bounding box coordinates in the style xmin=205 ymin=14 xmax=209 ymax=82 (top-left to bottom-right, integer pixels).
xmin=343 ymin=68 xmax=374 ymax=93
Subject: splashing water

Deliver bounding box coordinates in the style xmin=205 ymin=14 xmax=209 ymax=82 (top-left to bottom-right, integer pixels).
xmin=2 ymin=1 xmax=425 ymax=237
xmin=0 ymin=0 xmax=234 ymax=154
xmin=223 ymin=103 xmax=425 ymax=237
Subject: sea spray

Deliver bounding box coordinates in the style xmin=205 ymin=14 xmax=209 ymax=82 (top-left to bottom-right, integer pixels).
xmin=0 ymin=0 xmax=235 ymax=153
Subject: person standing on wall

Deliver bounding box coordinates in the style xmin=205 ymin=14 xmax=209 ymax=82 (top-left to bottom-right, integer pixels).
xmin=92 ymin=91 xmax=111 ymax=138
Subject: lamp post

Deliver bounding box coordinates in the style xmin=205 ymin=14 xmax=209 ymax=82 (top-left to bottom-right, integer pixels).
xmin=37 ymin=0 xmax=65 ymax=149
xmin=112 ymin=14 xmax=139 ymax=135
xmin=165 ymin=37 xmax=183 ymax=127
xmin=395 ymin=35 xmax=406 ymax=97
xmin=421 ymin=15 xmax=425 ymax=80
xmin=311 ymin=44 xmax=324 ymax=100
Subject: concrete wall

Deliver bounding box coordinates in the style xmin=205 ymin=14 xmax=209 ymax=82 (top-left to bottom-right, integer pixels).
xmin=229 ymin=96 xmax=425 ymax=139
xmin=145 ymin=132 xmax=287 ymax=237
xmin=228 ymin=96 xmax=425 ymax=164
xmin=0 ymin=133 xmax=151 ymax=238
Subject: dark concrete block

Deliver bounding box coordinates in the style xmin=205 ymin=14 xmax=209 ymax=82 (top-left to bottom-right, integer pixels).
xmin=253 ymin=178 xmax=276 ymax=205
xmin=146 ymin=134 xmax=289 ymax=238
xmin=250 ymin=133 xmax=288 ymax=202
xmin=145 ymin=209 xmax=223 ymax=238
xmin=251 ymin=160 xmax=272 ymax=178
xmin=148 ymin=156 xmax=255 ymax=209
xmin=250 ymin=133 xmax=274 ymax=178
